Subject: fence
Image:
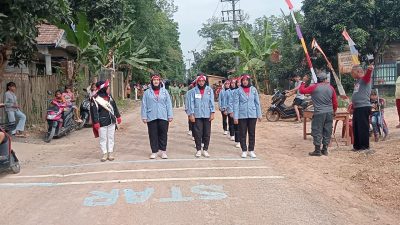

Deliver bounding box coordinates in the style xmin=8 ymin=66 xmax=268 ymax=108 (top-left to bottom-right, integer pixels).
xmin=0 ymin=73 xmax=63 ymax=125
xmin=98 ymin=69 xmax=125 ymax=99
xmin=373 ymin=63 xmax=398 ymax=86
xmin=0 ymin=69 xmax=125 ymax=126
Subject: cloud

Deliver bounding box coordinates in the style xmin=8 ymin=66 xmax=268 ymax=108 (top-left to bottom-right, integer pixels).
xmin=173 ymin=0 xmax=302 ymax=67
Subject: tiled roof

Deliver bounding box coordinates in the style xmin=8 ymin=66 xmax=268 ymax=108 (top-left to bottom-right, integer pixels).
xmin=36 ymin=24 xmax=64 ymax=46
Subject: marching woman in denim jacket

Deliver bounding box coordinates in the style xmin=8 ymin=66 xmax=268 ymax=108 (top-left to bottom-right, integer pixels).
xmin=141 ymin=74 xmax=173 ymax=159
xmin=227 ymin=78 xmax=240 ymax=148
xmin=185 ymin=82 xmax=195 ymax=139
xmin=233 ymin=74 xmax=262 ymax=158
xmin=188 ymin=74 xmax=215 ymax=158
xmin=218 ymin=80 xmax=230 ymax=135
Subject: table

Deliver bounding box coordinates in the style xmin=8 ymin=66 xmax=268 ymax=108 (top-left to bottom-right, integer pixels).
xmin=303 ymin=111 xmax=351 ymax=146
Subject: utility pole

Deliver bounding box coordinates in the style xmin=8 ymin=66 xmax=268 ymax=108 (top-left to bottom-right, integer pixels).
xmin=221 ymin=0 xmax=242 ymax=71
xmin=186 ymin=58 xmax=192 ymax=79
xmin=188 ymin=50 xmax=197 ymax=74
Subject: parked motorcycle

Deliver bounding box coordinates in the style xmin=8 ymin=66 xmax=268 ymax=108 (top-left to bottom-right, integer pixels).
xmin=266 ymin=90 xmax=311 ymax=122
xmin=79 ymin=88 xmax=91 ymax=128
xmin=0 ymin=122 xmax=20 ymax=174
xmin=44 ymin=98 xmax=79 ymax=143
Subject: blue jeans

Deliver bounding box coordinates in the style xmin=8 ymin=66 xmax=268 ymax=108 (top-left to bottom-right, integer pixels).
xmin=371 ymin=112 xmax=388 ymax=135
xmin=7 ymin=110 xmax=26 ymax=134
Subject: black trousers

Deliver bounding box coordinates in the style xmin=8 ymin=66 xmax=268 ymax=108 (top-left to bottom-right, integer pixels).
xmin=234 ymin=124 xmax=240 ymax=142
xmin=228 ymin=116 xmax=240 ymax=142
xmin=188 ymin=118 xmax=193 ymax=132
xmin=221 ymin=111 xmax=228 ymax=131
xmin=194 ymin=118 xmax=211 ymax=151
xmin=147 ymin=119 xmax=169 ymax=153
xmin=353 ymin=106 xmax=371 ymax=150
xmin=228 ymin=116 xmax=234 ymax=136
xmin=239 ymin=118 xmax=257 ymax=152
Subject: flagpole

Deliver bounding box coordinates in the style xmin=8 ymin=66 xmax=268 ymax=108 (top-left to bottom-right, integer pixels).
xmin=312 ymin=39 xmax=348 ymax=99
xmin=284 ymin=0 xmax=317 ymax=83
xmin=342 ymin=28 xmax=360 ymax=66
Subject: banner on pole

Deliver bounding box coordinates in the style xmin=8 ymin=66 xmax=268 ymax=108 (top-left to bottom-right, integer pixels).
xmin=338 ymin=52 xmax=354 ymax=74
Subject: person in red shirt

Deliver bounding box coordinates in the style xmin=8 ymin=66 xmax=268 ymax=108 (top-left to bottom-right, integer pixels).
xmin=299 ymin=72 xmax=338 ymax=156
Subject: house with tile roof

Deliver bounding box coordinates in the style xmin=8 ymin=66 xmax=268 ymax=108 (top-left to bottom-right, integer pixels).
xmin=5 ymin=23 xmax=77 ymax=77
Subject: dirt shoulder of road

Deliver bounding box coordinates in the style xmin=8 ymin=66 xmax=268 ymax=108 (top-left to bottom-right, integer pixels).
xmin=258 ymin=94 xmax=400 ymax=217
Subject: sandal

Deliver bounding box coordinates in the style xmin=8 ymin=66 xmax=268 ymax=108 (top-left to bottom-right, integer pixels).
xmin=15 ymin=132 xmax=27 ymax=138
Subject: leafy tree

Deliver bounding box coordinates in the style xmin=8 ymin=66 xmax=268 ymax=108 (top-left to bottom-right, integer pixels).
xmin=267 ymin=12 xmax=308 ymax=91
xmin=193 ymin=18 xmax=236 ymax=77
xmin=0 ymin=0 xmax=71 ymax=76
xmin=128 ymin=0 xmax=184 ymax=82
xmin=302 ymin=0 xmax=400 ymax=64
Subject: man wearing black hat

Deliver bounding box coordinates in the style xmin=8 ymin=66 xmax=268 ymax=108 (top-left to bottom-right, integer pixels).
xmin=300 ymin=72 xmax=338 ymax=156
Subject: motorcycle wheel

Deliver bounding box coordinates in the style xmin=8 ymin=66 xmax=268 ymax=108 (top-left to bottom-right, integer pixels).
xmin=10 ymin=151 xmax=20 ymax=174
xmin=44 ymin=127 xmax=56 ymax=143
xmin=266 ymin=110 xmax=280 ymax=122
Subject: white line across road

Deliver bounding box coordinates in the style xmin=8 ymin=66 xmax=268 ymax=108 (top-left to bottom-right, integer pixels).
xmin=41 ymin=158 xmax=261 ymax=169
xmin=0 ymin=176 xmax=285 ymax=188
xmin=10 ymin=166 xmax=271 ymax=179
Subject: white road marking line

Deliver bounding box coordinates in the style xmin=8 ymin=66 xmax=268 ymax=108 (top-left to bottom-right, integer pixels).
xmin=0 ymin=176 xmax=285 ymax=188
xmin=10 ymin=166 xmax=271 ymax=179
xmin=41 ymin=158 xmax=261 ymax=169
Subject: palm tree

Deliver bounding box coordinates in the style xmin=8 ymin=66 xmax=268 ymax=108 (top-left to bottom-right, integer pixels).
xmin=216 ymin=23 xmax=278 ymax=92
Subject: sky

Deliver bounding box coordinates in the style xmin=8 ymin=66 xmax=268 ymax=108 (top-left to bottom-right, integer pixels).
xmin=173 ymin=0 xmax=303 ymax=68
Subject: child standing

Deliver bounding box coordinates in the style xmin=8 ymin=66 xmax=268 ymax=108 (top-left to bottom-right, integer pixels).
xmin=63 ymin=85 xmax=83 ymax=123
xmin=91 ymin=80 xmax=122 ymax=162
xmin=370 ymin=90 xmax=388 ymax=142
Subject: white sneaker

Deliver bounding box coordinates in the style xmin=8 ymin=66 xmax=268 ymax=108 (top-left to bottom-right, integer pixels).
xmin=192 ymin=137 xmax=195 ymax=141
xmin=235 ymin=142 xmax=241 ymax=148
xmin=230 ymin=136 xmax=235 ymax=141
xmin=201 ymin=143 xmax=204 ymax=148
xmin=241 ymin=152 xmax=247 ymax=158
xmin=223 ymin=131 xmax=228 ymax=135
xmin=187 ymin=131 xmax=192 ymax=136
xmin=195 ymin=151 xmax=202 ymax=158
xmin=202 ymin=151 xmax=210 ymax=158
xmin=161 ymin=151 xmax=168 ymax=159
xmin=249 ymin=151 xmax=257 ymax=158
xmin=150 ymin=153 xmax=158 ymax=159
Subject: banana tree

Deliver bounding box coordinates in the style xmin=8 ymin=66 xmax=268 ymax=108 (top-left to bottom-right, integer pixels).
xmin=94 ymin=22 xmax=160 ymax=73
xmin=57 ymin=12 xmax=100 ymax=82
xmin=216 ymin=24 xmax=278 ymax=92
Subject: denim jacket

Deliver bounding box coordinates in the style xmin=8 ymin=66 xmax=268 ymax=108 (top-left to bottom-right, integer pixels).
xmin=188 ymin=86 xmax=215 ymax=118
xmin=233 ymin=86 xmax=262 ymax=120
xmin=141 ymin=88 xmax=173 ymax=122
